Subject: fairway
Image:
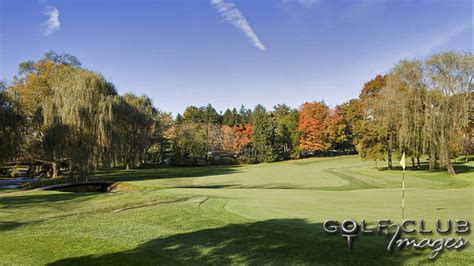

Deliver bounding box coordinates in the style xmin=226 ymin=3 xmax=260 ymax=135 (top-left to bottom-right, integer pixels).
xmin=0 ymin=156 xmax=472 ymax=265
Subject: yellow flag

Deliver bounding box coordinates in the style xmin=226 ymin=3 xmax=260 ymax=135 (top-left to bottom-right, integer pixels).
xmin=400 ymin=152 xmax=406 ymax=170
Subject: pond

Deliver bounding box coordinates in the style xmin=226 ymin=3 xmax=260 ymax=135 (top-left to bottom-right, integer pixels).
xmin=0 ymin=177 xmax=38 ymax=189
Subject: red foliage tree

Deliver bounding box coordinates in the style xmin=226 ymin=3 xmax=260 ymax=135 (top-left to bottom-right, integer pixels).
xmin=298 ymin=102 xmax=330 ymax=152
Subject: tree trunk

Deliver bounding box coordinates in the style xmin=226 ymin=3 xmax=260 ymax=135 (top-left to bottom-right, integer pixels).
xmin=52 ymin=161 xmax=59 ymax=179
xmin=445 ymin=140 xmax=455 ymax=174
xmin=411 ymin=157 xmax=415 ymax=168
xmin=446 ymin=152 xmax=455 ymax=175
xmin=429 ymin=147 xmax=435 ymax=171
xmin=69 ymin=160 xmax=74 ymax=178
xmin=446 ymin=159 xmax=455 ymax=175
xmin=387 ymin=151 xmax=392 ymax=170
xmin=160 ymin=143 xmax=166 ymax=164
xmin=387 ymin=134 xmax=393 ymax=170
xmin=416 ymin=157 xmax=420 ymax=168
xmin=35 ymin=164 xmax=41 ymax=176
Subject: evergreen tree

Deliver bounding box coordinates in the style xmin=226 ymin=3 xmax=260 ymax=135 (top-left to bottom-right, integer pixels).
xmin=223 ymin=108 xmax=240 ymax=126
xmin=250 ymin=105 xmax=275 ymax=162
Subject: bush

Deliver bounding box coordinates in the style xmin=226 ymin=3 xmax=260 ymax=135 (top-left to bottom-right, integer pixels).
xmin=210 ymin=157 xmax=237 ymax=166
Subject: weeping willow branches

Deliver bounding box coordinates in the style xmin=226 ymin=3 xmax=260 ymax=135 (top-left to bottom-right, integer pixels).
xmin=375 ymin=52 xmax=473 ymax=174
xmin=42 ymin=68 xmax=116 ymax=177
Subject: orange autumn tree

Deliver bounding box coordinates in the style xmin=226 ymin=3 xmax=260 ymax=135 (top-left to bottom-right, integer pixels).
xmin=324 ymin=109 xmax=348 ymax=150
xmin=221 ymin=123 xmax=252 ymax=156
xmin=221 ymin=125 xmax=238 ymax=153
xmin=298 ymin=102 xmax=331 ymax=152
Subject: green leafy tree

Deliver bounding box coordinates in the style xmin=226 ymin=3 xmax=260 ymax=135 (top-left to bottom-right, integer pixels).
xmin=273 ymin=104 xmax=299 ymax=160
xmin=239 ymin=105 xmax=252 ymax=125
xmin=0 ymin=81 xmax=22 ymax=163
xmin=354 ymin=75 xmax=392 ymax=168
xmin=335 ymin=99 xmax=363 ymax=152
xmin=222 ymin=108 xmax=240 ymax=126
xmin=113 ymin=93 xmax=155 ymax=170
xmin=150 ymin=110 xmax=174 ymax=163
xmin=250 ymin=105 xmax=275 ymax=162
xmin=172 ymin=122 xmax=207 ymax=166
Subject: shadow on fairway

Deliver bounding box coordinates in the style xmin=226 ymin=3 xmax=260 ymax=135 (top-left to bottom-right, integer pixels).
xmin=375 ymin=161 xmax=473 ymax=174
xmin=175 ymin=184 xmax=238 ymax=189
xmin=25 ymin=166 xmax=241 ymax=190
xmin=49 ymin=219 xmax=417 ymax=265
xmin=0 ymin=221 xmax=23 ymax=232
xmin=95 ymin=166 xmax=240 ymax=183
xmin=0 ymin=192 xmax=97 ymax=209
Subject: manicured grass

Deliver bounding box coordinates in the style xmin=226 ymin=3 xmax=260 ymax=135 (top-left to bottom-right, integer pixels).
xmin=0 ymin=156 xmax=473 ymax=265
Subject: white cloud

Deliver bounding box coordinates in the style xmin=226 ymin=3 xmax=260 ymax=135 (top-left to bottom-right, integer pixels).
xmin=211 ymin=0 xmax=266 ymax=51
xmin=43 ymin=6 xmax=60 ymax=36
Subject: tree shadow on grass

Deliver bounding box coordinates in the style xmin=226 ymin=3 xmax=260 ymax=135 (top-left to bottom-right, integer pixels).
xmin=175 ymin=184 xmax=238 ymax=189
xmin=95 ymin=166 xmax=241 ymax=183
xmin=0 ymin=221 xmax=23 ymax=232
xmin=375 ymin=161 xmax=473 ymax=174
xmin=0 ymin=192 xmax=97 ymax=209
xmin=49 ymin=219 xmax=419 ymax=265
xmin=27 ymin=166 xmax=241 ymax=190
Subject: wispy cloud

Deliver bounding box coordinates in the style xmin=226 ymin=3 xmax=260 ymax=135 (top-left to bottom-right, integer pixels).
xmin=403 ymin=22 xmax=471 ymax=59
xmin=281 ymin=0 xmax=320 ymax=8
xmin=367 ymin=22 xmax=472 ymax=74
xmin=211 ymin=0 xmax=266 ymax=51
xmin=298 ymin=0 xmax=320 ymax=8
xmin=43 ymin=6 xmax=60 ymax=36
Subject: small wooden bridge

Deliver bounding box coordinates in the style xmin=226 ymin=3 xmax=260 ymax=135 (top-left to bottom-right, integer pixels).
xmin=34 ymin=182 xmax=115 ymax=192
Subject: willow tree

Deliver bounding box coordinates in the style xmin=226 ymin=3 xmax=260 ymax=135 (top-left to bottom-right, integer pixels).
xmin=461 ymin=92 xmax=474 ymax=161
xmin=8 ymin=52 xmax=85 ymax=175
xmin=424 ymin=52 xmax=473 ymax=174
xmin=43 ymin=68 xmax=116 ymax=178
xmin=0 ymin=81 xmax=22 ymax=163
xmin=113 ymin=93 xmax=155 ymax=170
xmin=9 ymin=60 xmax=59 ymax=166
xmin=385 ymin=60 xmax=426 ymax=168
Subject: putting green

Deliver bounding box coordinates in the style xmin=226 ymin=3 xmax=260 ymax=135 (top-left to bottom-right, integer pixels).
xmin=0 ymin=156 xmax=472 ymax=265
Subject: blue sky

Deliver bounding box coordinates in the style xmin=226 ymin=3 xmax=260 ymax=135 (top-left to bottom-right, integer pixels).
xmin=1 ymin=0 xmax=472 ymax=115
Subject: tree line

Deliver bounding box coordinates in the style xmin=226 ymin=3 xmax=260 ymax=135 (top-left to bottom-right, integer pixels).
xmin=354 ymin=53 xmax=472 ymax=174
xmin=0 ymin=51 xmax=471 ymax=178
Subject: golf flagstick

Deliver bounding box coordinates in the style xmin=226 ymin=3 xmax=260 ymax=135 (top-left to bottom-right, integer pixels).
xmin=400 ymin=152 xmax=406 ymax=219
